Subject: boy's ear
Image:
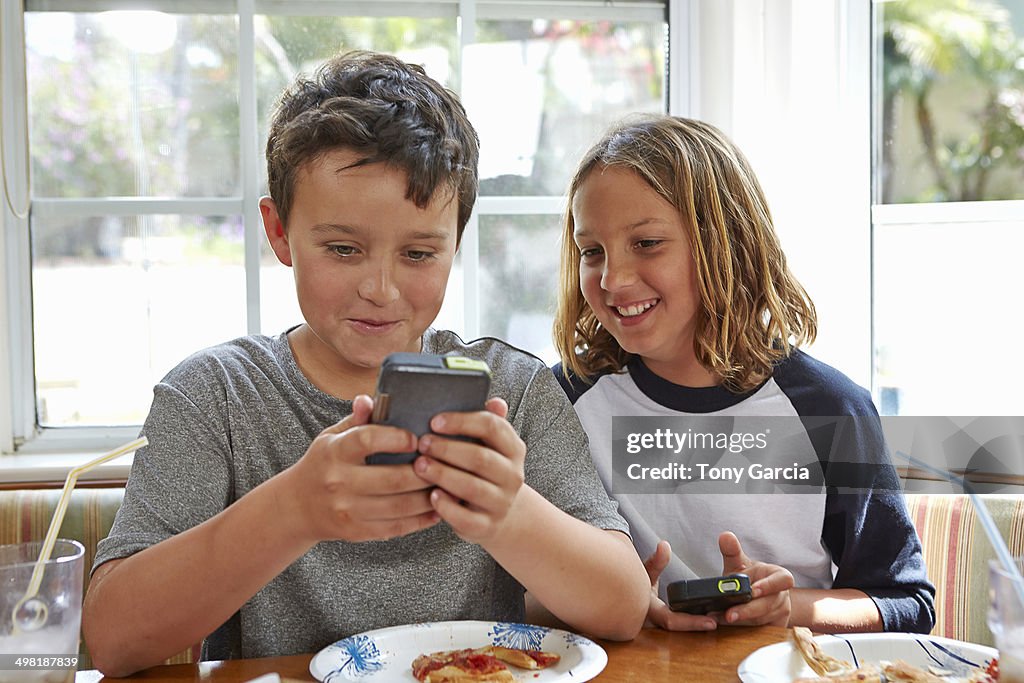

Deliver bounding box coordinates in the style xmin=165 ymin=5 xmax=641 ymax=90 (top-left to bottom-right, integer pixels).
xmin=259 ymin=196 xmax=292 ymax=267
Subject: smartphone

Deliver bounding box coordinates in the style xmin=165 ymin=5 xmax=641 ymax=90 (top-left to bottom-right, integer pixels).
xmin=365 ymin=352 xmax=491 ymax=465
xmin=666 ymin=574 xmax=753 ymax=614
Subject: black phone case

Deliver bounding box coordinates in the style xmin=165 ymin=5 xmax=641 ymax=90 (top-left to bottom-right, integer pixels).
xmin=366 ymin=352 xmax=491 ymax=465
xmin=666 ymin=574 xmax=752 ymax=614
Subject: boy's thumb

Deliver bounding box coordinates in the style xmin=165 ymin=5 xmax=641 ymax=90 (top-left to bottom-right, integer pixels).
xmin=322 ymin=394 xmax=374 ymax=435
xmin=643 ymin=540 xmax=673 ymax=588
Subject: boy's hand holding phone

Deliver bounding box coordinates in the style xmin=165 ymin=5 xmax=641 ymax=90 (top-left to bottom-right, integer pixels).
xmin=413 ymin=395 xmax=527 ymax=545
xmin=643 ymin=532 xmax=794 ymax=631
xmin=279 ymin=394 xmax=441 ymax=544
xmin=713 ymin=531 xmax=793 ymax=627
xmin=365 ymin=352 xmax=526 ymax=545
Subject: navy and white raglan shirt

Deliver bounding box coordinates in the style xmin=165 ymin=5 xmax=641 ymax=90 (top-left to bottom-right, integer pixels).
xmin=553 ymin=350 xmax=935 ymax=633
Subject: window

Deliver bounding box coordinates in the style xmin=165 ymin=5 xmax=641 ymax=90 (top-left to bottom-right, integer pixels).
xmin=2 ymin=1 xmax=669 ymax=451
xmin=873 ymin=0 xmax=1024 ymax=415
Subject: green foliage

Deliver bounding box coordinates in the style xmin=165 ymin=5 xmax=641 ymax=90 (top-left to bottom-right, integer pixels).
xmin=881 ymin=0 xmax=1024 ymax=202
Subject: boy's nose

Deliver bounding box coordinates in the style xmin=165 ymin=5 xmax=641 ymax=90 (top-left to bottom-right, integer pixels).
xmin=357 ymin=263 xmax=400 ymax=305
xmin=600 ymin=257 xmax=637 ymax=291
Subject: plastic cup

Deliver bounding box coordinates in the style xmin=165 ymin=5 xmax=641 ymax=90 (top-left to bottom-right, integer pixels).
xmin=0 ymin=540 xmax=84 ymax=683
xmin=990 ymin=556 xmax=1024 ymax=683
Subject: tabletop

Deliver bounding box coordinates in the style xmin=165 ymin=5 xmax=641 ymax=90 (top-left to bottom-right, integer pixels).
xmin=75 ymin=625 xmax=790 ymax=683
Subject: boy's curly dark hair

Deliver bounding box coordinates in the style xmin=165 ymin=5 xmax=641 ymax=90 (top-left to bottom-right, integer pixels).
xmin=265 ymin=50 xmax=479 ymax=241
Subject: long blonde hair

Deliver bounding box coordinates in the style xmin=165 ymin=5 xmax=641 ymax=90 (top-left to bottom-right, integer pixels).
xmin=553 ymin=115 xmax=816 ymax=393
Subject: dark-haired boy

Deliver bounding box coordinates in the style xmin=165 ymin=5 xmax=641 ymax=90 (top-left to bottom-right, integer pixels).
xmin=82 ymin=51 xmax=648 ymax=676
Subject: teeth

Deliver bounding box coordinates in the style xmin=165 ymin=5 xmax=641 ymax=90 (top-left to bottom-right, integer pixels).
xmin=616 ymin=301 xmax=656 ymax=317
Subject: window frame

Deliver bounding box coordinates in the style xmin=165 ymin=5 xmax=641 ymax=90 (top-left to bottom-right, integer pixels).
xmin=1 ymin=0 xmax=687 ymax=457
xmin=867 ymin=0 xmax=1024 ymax=415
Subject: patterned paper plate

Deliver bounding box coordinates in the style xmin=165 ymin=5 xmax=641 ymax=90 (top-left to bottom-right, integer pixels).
xmin=309 ymin=620 xmax=608 ymax=682
xmin=737 ymin=632 xmax=997 ymax=682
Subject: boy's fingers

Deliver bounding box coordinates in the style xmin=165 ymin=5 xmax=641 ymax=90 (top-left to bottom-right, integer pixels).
xmin=356 ymin=511 xmax=441 ymax=542
xmin=429 ymin=488 xmax=492 ymax=539
xmin=650 ymin=601 xmax=717 ymax=632
xmin=721 ymin=598 xmax=765 ymax=624
xmin=643 ymin=540 xmax=673 ymax=587
xmin=751 ymin=567 xmax=795 ymax=598
xmin=354 ymin=490 xmax=437 ymax=521
xmin=484 ymin=396 xmax=509 ymax=419
xmin=428 ymin=411 xmax=523 ymax=466
xmin=719 ymin=531 xmax=751 ymax=575
xmin=721 ymin=592 xmax=788 ymax=626
xmin=346 ymin=457 xmax=434 ymax=494
xmin=329 ymin=424 xmax=417 ymax=465
xmin=417 ymin=435 xmax=522 ymax=491
xmin=414 ymin=455 xmax=505 ymax=510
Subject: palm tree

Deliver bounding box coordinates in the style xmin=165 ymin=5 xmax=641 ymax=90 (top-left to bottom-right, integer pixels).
xmin=880 ymin=0 xmax=1024 ymax=202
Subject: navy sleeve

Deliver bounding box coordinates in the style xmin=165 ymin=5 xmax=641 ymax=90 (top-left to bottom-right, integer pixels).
xmin=776 ymin=352 xmax=936 ymax=633
xmin=550 ymin=362 xmax=594 ymax=405
xmin=815 ymin=410 xmax=936 ymax=632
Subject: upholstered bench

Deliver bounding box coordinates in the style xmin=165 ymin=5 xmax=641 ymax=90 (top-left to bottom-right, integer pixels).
xmin=905 ymin=493 xmax=1024 ymax=646
xmin=2 ymin=486 xmax=1020 ymax=666
xmin=0 ymin=487 xmax=196 ymax=668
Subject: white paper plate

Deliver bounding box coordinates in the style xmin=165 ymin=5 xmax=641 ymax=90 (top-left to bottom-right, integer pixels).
xmin=737 ymin=632 xmax=997 ymax=682
xmin=309 ymin=620 xmax=607 ymax=682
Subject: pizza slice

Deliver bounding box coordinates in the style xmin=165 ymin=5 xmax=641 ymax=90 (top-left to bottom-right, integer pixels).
xmin=411 ymin=649 xmax=513 ymax=683
xmin=411 ymin=644 xmax=561 ymax=682
xmin=790 ymin=626 xmax=855 ymax=677
xmin=477 ymin=645 xmax=561 ymax=670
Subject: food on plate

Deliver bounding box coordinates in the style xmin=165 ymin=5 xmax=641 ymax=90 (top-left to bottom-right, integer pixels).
xmin=789 ymin=627 xmax=998 ymax=683
xmin=411 ymin=645 xmax=561 ymax=682
xmin=412 ymin=649 xmax=513 ymax=683
xmin=484 ymin=645 xmax=561 ymax=670
xmin=791 ymin=626 xmax=857 ymax=677
xmin=792 ymin=666 xmax=882 ymax=683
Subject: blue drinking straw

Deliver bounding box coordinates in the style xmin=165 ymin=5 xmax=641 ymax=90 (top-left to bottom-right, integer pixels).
xmin=895 ymin=450 xmax=1024 ymax=609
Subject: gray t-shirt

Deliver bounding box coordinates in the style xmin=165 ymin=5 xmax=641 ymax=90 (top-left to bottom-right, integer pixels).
xmin=95 ymin=328 xmax=627 ymax=660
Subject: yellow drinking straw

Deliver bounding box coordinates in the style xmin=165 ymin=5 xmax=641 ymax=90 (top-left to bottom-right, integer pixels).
xmin=11 ymin=436 xmax=148 ymax=633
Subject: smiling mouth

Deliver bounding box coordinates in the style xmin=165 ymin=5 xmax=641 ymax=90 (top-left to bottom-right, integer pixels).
xmin=351 ymin=318 xmax=397 ymax=328
xmin=613 ymin=300 xmax=659 ymax=317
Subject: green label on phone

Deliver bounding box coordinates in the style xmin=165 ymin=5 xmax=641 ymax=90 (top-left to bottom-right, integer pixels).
xmin=444 ymin=357 xmax=490 ymax=375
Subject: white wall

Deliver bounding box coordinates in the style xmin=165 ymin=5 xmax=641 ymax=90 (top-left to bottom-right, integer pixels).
xmin=690 ymin=0 xmax=872 ymax=389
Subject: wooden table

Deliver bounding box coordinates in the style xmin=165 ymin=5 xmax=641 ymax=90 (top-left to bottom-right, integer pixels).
xmin=75 ymin=625 xmax=789 ymax=682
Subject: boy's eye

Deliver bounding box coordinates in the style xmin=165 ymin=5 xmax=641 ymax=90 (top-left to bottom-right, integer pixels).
xmin=329 ymin=244 xmax=358 ymax=257
xmin=406 ymin=250 xmax=435 ymax=262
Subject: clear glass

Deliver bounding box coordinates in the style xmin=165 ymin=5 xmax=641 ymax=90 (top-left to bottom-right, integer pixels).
xmin=989 ymin=557 xmax=1024 ymax=682
xmin=32 ymin=214 xmax=246 ymax=427
xmin=469 ymin=19 xmax=666 ymax=196
xmin=873 ymin=220 xmax=1024 ymax=415
xmin=0 ymin=540 xmax=84 ymax=683
xmin=477 ymin=214 xmax=561 ymax=363
xmin=25 ymin=11 xmax=240 ymax=198
xmin=874 ymin=1 xmax=1024 ymax=203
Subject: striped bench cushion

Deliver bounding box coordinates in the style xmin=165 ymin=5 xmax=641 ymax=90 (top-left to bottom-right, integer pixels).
xmin=0 ymin=488 xmax=196 ymax=668
xmin=905 ymin=493 xmax=1024 ymax=645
